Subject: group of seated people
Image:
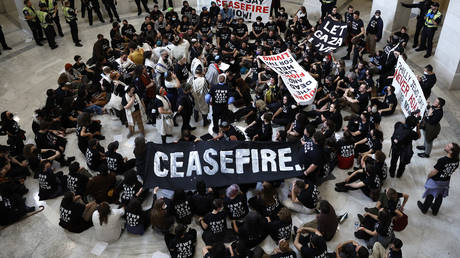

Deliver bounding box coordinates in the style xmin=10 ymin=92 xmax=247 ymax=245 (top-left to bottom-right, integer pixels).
xmin=0 ymin=2 xmax=421 ymax=257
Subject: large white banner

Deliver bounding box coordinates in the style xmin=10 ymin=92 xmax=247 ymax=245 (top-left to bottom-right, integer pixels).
xmin=258 ymin=51 xmax=318 ymax=105
xmin=197 ymin=0 xmax=272 ymax=22
xmin=392 ymin=56 xmax=427 ymax=117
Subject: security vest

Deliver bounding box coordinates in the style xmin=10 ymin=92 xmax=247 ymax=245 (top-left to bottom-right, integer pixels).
xmin=62 ymin=7 xmax=75 ymax=22
xmin=425 ymin=9 xmax=442 ymax=28
xmin=36 ymin=10 xmax=50 ymax=28
xmin=23 ymin=6 xmax=37 ymax=22
xmin=40 ymin=0 xmax=55 ymax=14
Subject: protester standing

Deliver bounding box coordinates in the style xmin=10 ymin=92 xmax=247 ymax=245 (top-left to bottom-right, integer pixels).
xmin=417 ymin=98 xmax=444 ymax=158
xmin=366 ymin=10 xmax=383 ymax=57
xmin=401 ymin=0 xmax=433 ymax=48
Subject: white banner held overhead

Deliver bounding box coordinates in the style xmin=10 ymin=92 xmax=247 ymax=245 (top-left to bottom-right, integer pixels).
xmin=197 ymin=0 xmax=272 ymax=22
xmin=392 ymin=56 xmax=427 ymax=117
xmin=258 ymin=51 xmax=318 ymax=105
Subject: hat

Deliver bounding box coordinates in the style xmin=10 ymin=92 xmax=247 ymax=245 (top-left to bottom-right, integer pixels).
xmin=375 ymin=10 xmax=381 ymax=15
xmin=64 ymin=63 xmax=73 ymax=70
xmin=432 ymin=2 xmax=439 ymax=7
xmin=108 ymin=141 xmax=119 ymax=152
xmin=202 ymin=6 xmax=207 ymax=10
xmin=167 ymin=7 xmax=174 ymax=12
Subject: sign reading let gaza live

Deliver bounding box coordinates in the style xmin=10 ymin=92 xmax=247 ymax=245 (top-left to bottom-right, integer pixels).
xmin=197 ymin=0 xmax=272 ymax=22
xmin=259 ymin=51 xmax=318 ymax=105
xmin=309 ymin=17 xmax=348 ymax=54
xmin=392 ymin=56 xmax=427 ymax=117
xmin=143 ymin=141 xmax=304 ymax=190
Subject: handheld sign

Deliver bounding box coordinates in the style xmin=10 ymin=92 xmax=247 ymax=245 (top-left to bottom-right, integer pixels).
xmin=197 ymin=0 xmax=272 ymax=22
xmin=392 ymin=56 xmax=427 ymax=117
xmin=309 ymin=17 xmax=348 ymax=55
xmin=258 ymin=51 xmax=318 ymax=105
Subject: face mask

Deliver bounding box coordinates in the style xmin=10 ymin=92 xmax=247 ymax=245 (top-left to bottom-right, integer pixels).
xmin=372 ymin=106 xmax=378 ymax=113
xmin=424 ymin=71 xmax=428 ymax=75
xmin=280 ymin=11 xmax=284 ymax=14
xmin=323 ymin=58 xmax=328 ymax=62
xmin=375 ymin=15 xmax=380 ymax=18
xmin=213 ymin=52 xmax=218 ymax=56
xmin=256 ymin=51 xmax=261 ymax=55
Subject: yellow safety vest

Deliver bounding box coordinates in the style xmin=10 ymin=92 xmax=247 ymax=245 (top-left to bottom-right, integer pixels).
xmin=36 ymin=10 xmax=49 ymax=28
xmin=62 ymin=7 xmax=74 ymax=22
xmin=425 ymin=10 xmax=442 ymax=28
xmin=23 ymin=6 xmax=37 ymax=22
xmin=40 ymin=0 xmax=55 ymax=14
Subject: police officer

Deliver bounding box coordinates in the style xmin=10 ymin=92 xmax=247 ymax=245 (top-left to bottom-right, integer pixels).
xmin=134 ymin=0 xmax=150 ymax=15
xmin=320 ymin=0 xmax=337 ymax=19
xmin=0 ymin=25 xmax=12 ymax=55
xmin=23 ymin=0 xmax=44 ymax=46
xmin=37 ymin=2 xmax=58 ymax=49
xmin=63 ymin=1 xmax=82 ymax=47
xmin=86 ymin=0 xmax=105 ymax=25
xmin=401 ymin=0 xmax=432 ymax=49
xmin=416 ymin=2 xmax=442 ymax=58
xmin=102 ymin=0 xmax=121 ymax=23
xmin=40 ymin=0 xmax=64 ymax=37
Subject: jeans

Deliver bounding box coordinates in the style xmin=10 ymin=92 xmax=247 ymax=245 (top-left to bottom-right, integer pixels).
xmin=85 ymin=105 xmax=103 ymax=114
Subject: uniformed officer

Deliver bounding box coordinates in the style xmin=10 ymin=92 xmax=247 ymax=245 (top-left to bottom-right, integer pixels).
xmin=63 ymin=1 xmax=82 ymax=47
xmin=102 ymin=0 xmax=120 ymax=23
xmin=40 ymin=0 xmax=64 ymax=37
xmin=23 ymin=0 xmax=44 ymax=46
xmin=134 ymin=0 xmax=150 ymax=15
xmin=416 ymin=2 xmax=442 ymax=58
xmin=0 ymin=24 xmax=12 ymax=55
xmin=86 ymin=0 xmax=106 ymax=26
xmin=37 ymin=2 xmax=58 ymax=49
xmin=401 ymin=0 xmax=432 ymax=48
xmin=320 ymin=0 xmax=337 ymax=19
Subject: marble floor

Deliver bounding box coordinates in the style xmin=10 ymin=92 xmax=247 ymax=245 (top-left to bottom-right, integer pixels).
xmin=1 ymin=0 xmax=460 ymax=257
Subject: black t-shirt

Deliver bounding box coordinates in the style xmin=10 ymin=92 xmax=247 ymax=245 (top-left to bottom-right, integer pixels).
xmin=300 ymin=237 xmax=328 ymax=258
xmin=303 ymin=143 xmax=324 ymax=169
xmin=66 ymin=172 xmax=89 ymax=196
xmin=356 ymin=92 xmax=369 ymax=113
xmin=59 ymin=201 xmax=86 ymax=232
xmin=168 ymin=230 xmax=197 ymax=258
xmin=191 ymin=192 xmax=213 ymax=216
xmin=271 ymin=251 xmax=296 ymax=258
xmin=338 ymin=139 xmax=354 ymax=158
xmin=204 ymin=210 xmax=227 ymax=235
xmin=265 ymin=21 xmax=278 ymax=32
xmin=177 ymin=93 xmax=194 ymax=116
xmin=209 ymin=84 xmax=232 ymax=106
xmin=217 ymin=27 xmax=232 ymax=41
xmin=432 ymin=156 xmax=459 ymax=181
xmin=234 ymin=23 xmax=248 ymax=37
xmin=223 ymin=125 xmax=246 ymax=141
xmin=224 ymin=194 xmax=248 ymax=220
xmin=420 ymin=73 xmax=436 ymax=96
xmin=105 ymin=151 xmax=124 ymax=174
xmin=341 ymin=243 xmax=357 ymax=257
xmin=85 ymin=147 xmax=102 ymax=170
xmin=388 ymin=249 xmax=402 ymax=258
xmin=375 ymin=220 xmax=392 ymax=237
xmin=38 ymin=169 xmax=58 ymax=198
xmin=174 ymin=63 xmax=189 ymax=82
xmin=252 ymin=22 xmax=265 ymax=34
xmin=269 ymin=219 xmax=292 ymax=242
xmin=297 ymin=185 xmax=319 ymax=209
xmin=363 ymin=173 xmax=381 ymax=189
xmin=173 ymin=199 xmax=193 ymax=221
xmin=119 ymin=181 xmax=142 ymax=203
xmin=198 ymin=22 xmax=211 ymax=34
xmin=350 ymin=18 xmax=364 ymax=35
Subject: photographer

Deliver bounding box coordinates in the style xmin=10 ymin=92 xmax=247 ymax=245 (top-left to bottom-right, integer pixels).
xmin=417 ymin=98 xmax=444 ymax=158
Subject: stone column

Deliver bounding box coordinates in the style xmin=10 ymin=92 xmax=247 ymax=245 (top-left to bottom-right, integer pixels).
xmin=432 ymin=0 xmax=460 ymax=90
xmin=370 ymin=0 xmax=411 ymax=42
xmin=302 ymin=0 xmax=322 ymax=22
xmin=11 ymin=0 xmax=33 ymax=42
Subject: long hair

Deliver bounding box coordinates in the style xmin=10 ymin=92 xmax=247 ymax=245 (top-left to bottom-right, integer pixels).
xmin=261 ymin=181 xmax=276 ymax=206
xmin=77 ymin=112 xmax=91 ymax=127
xmin=150 ymin=199 xmax=168 ymax=229
xmin=97 ymin=202 xmax=111 ymax=226
xmin=126 ymin=198 xmax=143 ymax=215
xmin=133 ymin=136 xmax=146 ymax=157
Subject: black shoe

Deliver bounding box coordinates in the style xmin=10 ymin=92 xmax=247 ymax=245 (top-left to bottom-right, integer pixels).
xmin=3 ymin=46 xmax=12 ymax=50
xmin=59 ymin=33 xmax=64 ymax=37
xmin=67 ymin=156 xmax=76 ymax=163
xmin=293 ymin=226 xmax=298 ymax=235
xmin=162 ymin=8 xmax=167 ymax=11
xmin=418 ymin=153 xmax=430 ymax=158
xmin=194 ymin=110 xmax=199 ymax=122
xmin=341 ymin=55 xmax=350 ymax=60
xmin=389 ymin=171 xmax=395 ymax=178
xmin=335 ymin=185 xmax=349 ymax=192
xmin=338 ymin=212 xmax=348 ymax=224
xmin=424 ymin=54 xmax=431 ymax=58
xmin=51 ymin=45 xmax=58 ymax=49
xmin=203 ymin=119 xmax=210 ymax=127
xmin=94 ymin=135 xmax=105 ymax=140
xmin=212 ymin=128 xmax=219 ymax=134
xmin=138 ymin=11 xmax=142 ymax=15
xmin=188 ymin=127 xmax=196 ymax=131
xmin=335 ymin=182 xmax=346 ymax=187
xmin=416 ymin=146 xmax=425 ymax=150
xmin=357 ymin=214 xmax=364 ymax=224
xmin=37 ymin=43 xmax=44 ymax=46
xmin=101 ymin=20 xmax=105 ymax=23
xmin=412 ymin=44 xmax=418 ymax=48
xmin=110 ymin=19 xmax=114 ymax=23
xmin=396 ymin=173 xmax=403 ymax=178
xmin=353 ymin=166 xmax=360 ymax=170
xmin=415 ymin=48 xmax=426 ymax=52
xmin=75 ymin=42 xmax=83 ymax=47
xmin=364 ymin=207 xmax=371 ymax=213
xmin=347 ymin=171 xmax=354 ymax=175
xmin=432 ymin=207 xmax=439 ymax=216
xmin=117 ymin=19 xmax=121 ymax=23
xmin=166 ymin=134 xmax=173 ymax=137
xmin=417 ymin=201 xmax=427 ymax=214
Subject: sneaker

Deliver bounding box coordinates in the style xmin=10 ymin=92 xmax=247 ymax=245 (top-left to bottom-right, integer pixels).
xmin=51 ymin=45 xmax=58 ymax=49
xmin=357 ymin=214 xmax=364 ymax=224
xmin=339 ymin=212 xmax=348 ymax=224
xmin=25 ymin=206 xmax=36 ymax=213
xmin=341 ymin=55 xmax=350 ymax=60
xmin=416 ymin=146 xmax=425 ymax=150
xmin=3 ymin=46 xmax=12 ymax=50
xmin=347 ymin=171 xmax=354 ymax=175
xmin=415 ymin=48 xmax=426 ymax=52
xmin=67 ymin=156 xmax=76 ymax=163
xmin=75 ymin=43 xmax=83 ymax=47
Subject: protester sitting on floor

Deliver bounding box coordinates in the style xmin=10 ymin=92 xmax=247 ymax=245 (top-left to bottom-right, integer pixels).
xmin=165 ymin=224 xmax=197 ymax=258
xmin=293 ymin=226 xmax=328 ymax=258
xmin=59 ymin=191 xmax=96 ymax=233
xmin=151 ymin=187 xmax=174 ymax=234
xmin=125 ymin=198 xmax=151 ymax=235
xmin=92 ymin=202 xmax=125 ymax=243
xmin=66 ymin=162 xmax=91 ymax=197
xmin=85 ymin=166 xmax=117 ymax=203
xmin=38 ymin=160 xmax=66 ymax=200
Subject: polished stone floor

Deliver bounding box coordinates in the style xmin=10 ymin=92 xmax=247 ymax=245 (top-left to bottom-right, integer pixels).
xmin=0 ymin=0 xmax=460 ymax=257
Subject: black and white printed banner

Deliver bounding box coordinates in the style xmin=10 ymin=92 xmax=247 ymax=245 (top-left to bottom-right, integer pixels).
xmin=259 ymin=51 xmax=318 ymax=105
xmin=309 ymin=17 xmax=348 ymax=54
xmin=143 ymin=141 xmax=304 ymax=190
xmin=392 ymin=56 xmax=427 ymax=117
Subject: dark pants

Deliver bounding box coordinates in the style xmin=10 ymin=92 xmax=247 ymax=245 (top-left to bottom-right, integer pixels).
xmin=212 ymin=106 xmax=228 ymax=132
xmin=103 ymin=0 xmax=120 ymax=21
xmin=88 ymin=6 xmax=105 ymax=25
xmin=43 ymin=26 xmax=57 ymax=48
xmin=420 ymin=26 xmax=437 ymax=55
xmin=270 ymin=0 xmax=280 ymax=17
xmin=413 ymin=18 xmax=424 ymax=46
xmin=0 ymin=25 xmax=8 ymax=49
xmin=420 ymin=194 xmax=443 ymax=214
xmin=181 ymin=113 xmax=192 ymax=130
xmin=27 ymin=21 xmax=44 ymax=45
xmin=51 ymin=11 xmax=64 ymax=36
xmin=135 ymin=0 xmax=150 ymax=13
xmin=67 ymin=20 xmax=80 ymax=43
xmin=389 ymin=147 xmax=407 ymax=178
xmin=162 ymin=0 xmax=173 ymax=10
xmin=321 ymin=3 xmax=334 ymax=18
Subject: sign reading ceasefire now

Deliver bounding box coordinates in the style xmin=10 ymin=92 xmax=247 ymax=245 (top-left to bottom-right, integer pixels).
xmin=197 ymin=0 xmax=272 ymax=22
xmin=259 ymin=51 xmax=318 ymax=105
